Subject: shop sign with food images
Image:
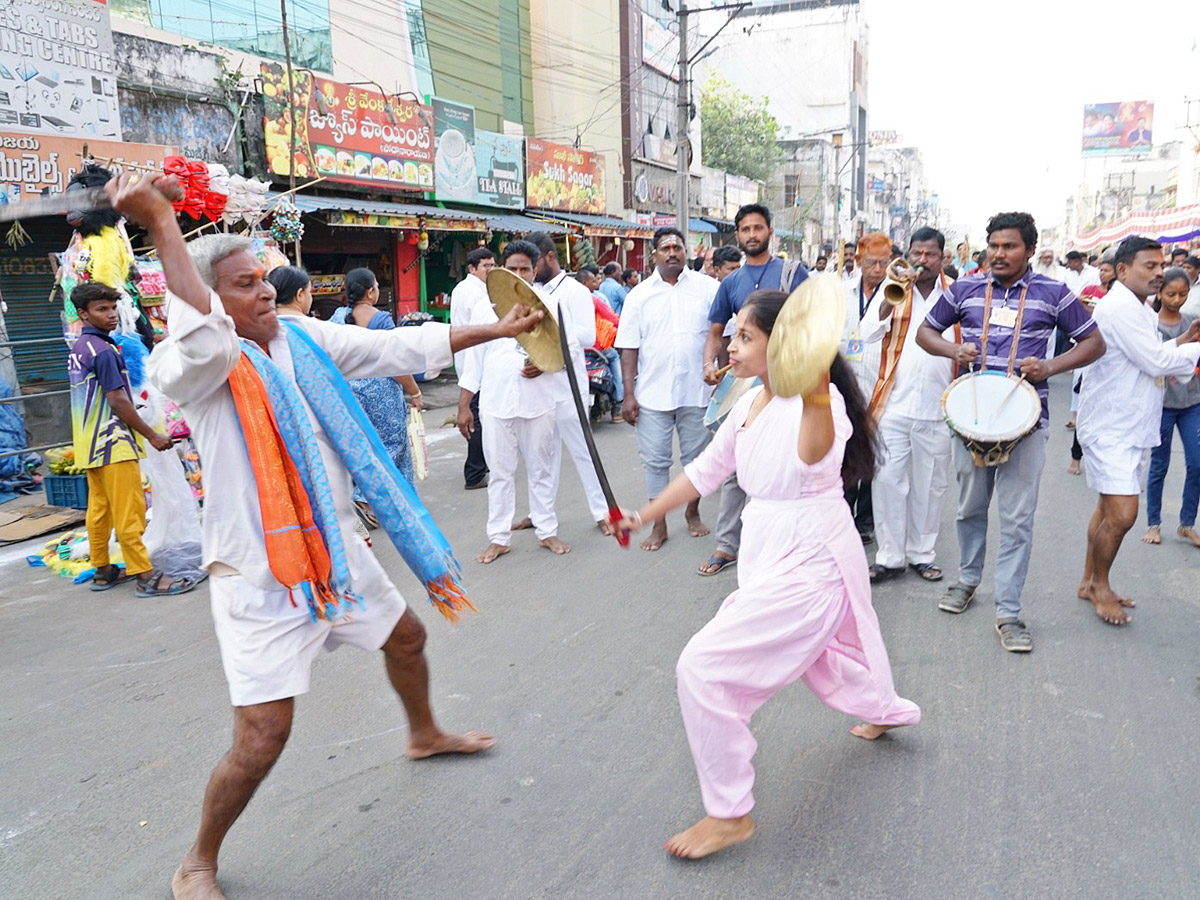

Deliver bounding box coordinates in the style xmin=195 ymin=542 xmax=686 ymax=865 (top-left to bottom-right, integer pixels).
xmin=261 ymin=63 xmax=434 ymax=190
xmin=525 ymin=139 xmax=605 ymax=214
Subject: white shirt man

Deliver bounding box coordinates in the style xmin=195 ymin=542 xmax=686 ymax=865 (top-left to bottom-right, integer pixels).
xmin=539 ymin=268 xmax=609 ymax=524
xmin=616 ymin=264 xmax=716 ymax=499
xmin=1060 ymin=257 xmax=1101 ymax=297
xmin=459 ymin=295 xmax=562 ymax=552
xmin=1077 ymin=279 xmax=1200 ymax=494
xmin=449 ymin=252 xmax=493 ymax=372
xmin=1032 ymin=249 xmax=1060 ymax=281
xmin=858 ymin=240 xmax=956 ymax=580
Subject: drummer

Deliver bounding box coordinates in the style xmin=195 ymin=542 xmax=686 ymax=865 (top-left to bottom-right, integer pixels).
xmin=858 ymin=227 xmax=956 ymax=585
xmin=915 ymin=211 xmax=1105 ymax=653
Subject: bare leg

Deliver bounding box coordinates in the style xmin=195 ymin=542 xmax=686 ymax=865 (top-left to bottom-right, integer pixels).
xmin=665 ymin=814 xmax=755 ymax=859
xmin=539 ymin=536 xmax=571 ymax=555
xmin=172 ymin=699 xmax=294 ymax=900
xmin=1079 ymin=494 xmax=1139 ymax=624
xmin=382 ymin=610 xmax=495 ymax=759
xmin=641 ymin=516 xmax=668 ymax=551
xmin=475 ymin=543 xmax=511 ymax=564
xmin=684 ymin=498 xmax=709 ymax=538
xmin=1077 ymin=499 xmax=1104 ymax=598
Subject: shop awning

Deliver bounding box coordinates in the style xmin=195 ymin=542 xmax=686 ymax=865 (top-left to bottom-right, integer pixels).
xmin=529 ymin=211 xmax=656 ymax=238
xmin=270 ymin=193 xmax=486 ymax=231
xmin=700 ymin=216 xmax=736 ymax=231
xmin=688 ymin=217 xmax=718 ymax=234
xmin=482 ymin=213 xmax=569 ymax=235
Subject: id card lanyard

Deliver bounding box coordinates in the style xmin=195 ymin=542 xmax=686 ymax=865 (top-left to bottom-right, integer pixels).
xmin=976 ymin=278 xmax=1030 ymax=375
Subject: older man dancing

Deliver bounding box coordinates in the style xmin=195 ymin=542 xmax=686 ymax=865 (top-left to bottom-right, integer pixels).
xmin=107 ymin=174 xmax=538 ymax=900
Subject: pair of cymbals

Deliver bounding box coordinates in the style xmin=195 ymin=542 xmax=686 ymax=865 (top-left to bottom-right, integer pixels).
xmin=485 ymin=268 xmax=564 ymax=372
xmin=767 ymin=273 xmax=846 ymax=399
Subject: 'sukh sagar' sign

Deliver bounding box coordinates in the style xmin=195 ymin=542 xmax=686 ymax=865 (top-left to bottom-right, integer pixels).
xmin=260 ymin=63 xmax=434 ymax=191
xmin=525 ymin=139 xmax=605 ymax=214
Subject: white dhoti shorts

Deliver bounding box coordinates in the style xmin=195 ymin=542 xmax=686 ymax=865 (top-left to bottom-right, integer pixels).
xmin=210 ymin=535 xmax=407 ymax=707
xmin=1082 ymin=441 xmax=1150 ymax=496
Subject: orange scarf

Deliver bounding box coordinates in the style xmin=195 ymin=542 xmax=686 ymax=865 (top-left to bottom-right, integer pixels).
xmin=868 ymin=273 xmax=956 ymax=419
xmin=227 ymin=353 xmax=338 ymax=617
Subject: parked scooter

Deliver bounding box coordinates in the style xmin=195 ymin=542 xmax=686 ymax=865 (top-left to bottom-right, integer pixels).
xmin=584 ymin=348 xmax=617 ymax=425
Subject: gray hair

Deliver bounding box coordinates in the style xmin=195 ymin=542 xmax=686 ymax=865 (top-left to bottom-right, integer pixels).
xmin=188 ymin=234 xmax=252 ymax=289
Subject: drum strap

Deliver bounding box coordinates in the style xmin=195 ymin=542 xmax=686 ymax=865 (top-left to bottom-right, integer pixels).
xmin=977 ymin=279 xmax=1030 ymax=376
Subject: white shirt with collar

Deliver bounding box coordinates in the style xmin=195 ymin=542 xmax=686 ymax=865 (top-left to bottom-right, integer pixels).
xmin=540 ymin=270 xmax=596 ymax=396
xmin=1077 ymin=280 xmax=1200 ymax=451
xmin=1061 ymin=265 xmax=1101 ymax=297
xmin=148 ymin=291 xmax=451 ymax=591
xmin=458 ymin=296 xmax=559 ymax=421
xmin=449 ymin=272 xmax=490 ymax=372
xmin=859 ymin=276 xmax=955 ymax=420
xmin=844 ymin=273 xmax=884 ymax=398
xmin=615 ymin=266 xmax=717 ymax=410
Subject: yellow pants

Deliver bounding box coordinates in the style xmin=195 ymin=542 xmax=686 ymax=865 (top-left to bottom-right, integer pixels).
xmin=86 ymin=459 xmax=151 ymax=576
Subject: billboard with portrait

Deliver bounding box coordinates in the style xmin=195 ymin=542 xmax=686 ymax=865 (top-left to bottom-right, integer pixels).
xmin=1082 ymin=101 xmax=1154 ymax=156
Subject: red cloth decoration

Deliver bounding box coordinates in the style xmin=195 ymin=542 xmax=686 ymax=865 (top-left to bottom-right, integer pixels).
xmin=162 ymin=156 xmax=190 ymax=213
xmin=182 ymin=159 xmax=209 ymax=219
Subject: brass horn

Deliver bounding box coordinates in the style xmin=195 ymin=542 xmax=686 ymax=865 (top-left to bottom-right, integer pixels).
xmin=882 ymin=258 xmax=923 ymax=306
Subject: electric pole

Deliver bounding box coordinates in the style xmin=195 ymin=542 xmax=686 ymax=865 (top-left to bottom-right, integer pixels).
xmin=676 ymin=4 xmax=690 ymax=243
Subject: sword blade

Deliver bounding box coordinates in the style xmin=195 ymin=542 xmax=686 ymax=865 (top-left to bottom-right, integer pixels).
xmin=0 ymin=186 xmax=111 ymax=223
xmin=557 ymin=312 xmax=628 ymax=546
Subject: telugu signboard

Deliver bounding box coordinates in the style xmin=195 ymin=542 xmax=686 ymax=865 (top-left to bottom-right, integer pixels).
xmin=261 ymin=63 xmax=434 ymax=190
xmin=525 ymin=139 xmax=605 ymax=214
xmin=0 ymin=131 xmax=175 ymax=206
xmin=1082 ymin=101 xmax=1154 ymax=156
xmin=0 ymin=0 xmax=121 ymax=139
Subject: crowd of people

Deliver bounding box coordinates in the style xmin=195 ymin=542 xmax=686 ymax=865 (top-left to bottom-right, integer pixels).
xmin=64 ymin=170 xmax=1200 ymax=897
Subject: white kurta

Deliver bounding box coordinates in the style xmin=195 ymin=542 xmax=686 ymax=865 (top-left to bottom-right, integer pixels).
xmin=449 ymin=273 xmax=489 ymax=373
xmin=615 ymin=267 xmax=717 ymax=411
xmin=148 ymin=291 xmax=451 ymax=590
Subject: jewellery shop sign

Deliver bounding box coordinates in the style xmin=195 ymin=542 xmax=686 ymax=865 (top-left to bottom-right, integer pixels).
xmin=0 ymin=131 xmax=176 ymax=205
xmin=261 ymin=63 xmax=434 ymax=191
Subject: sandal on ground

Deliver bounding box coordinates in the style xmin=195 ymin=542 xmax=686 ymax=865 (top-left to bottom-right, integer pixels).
xmin=136 ymin=571 xmax=201 ymax=598
xmin=89 ymin=565 xmax=134 ymax=592
xmin=698 ymin=553 xmax=737 ymax=576
xmin=868 ymin=564 xmax=904 ymax=584
xmin=938 ymin=582 xmax=976 ymax=614
xmin=910 ymin=563 xmax=943 ymax=582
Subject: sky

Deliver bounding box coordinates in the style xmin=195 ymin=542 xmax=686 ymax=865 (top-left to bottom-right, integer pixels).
xmin=863 ymin=0 xmax=1200 ymax=244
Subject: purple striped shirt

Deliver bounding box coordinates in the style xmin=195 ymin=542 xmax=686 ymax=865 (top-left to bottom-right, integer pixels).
xmin=924 ymin=267 xmax=1097 ymax=423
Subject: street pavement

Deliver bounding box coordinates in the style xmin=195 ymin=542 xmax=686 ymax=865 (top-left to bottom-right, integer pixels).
xmin=2 ymin=374 xmax=1198 ymax=899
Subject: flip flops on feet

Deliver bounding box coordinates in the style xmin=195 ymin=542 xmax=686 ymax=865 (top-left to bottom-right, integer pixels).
xmin=135 ymin=571 xmax=201 ymax=598
xmin=868 ymin=564 xmax=903 ymax=584
xmin=910 ymin=563 xmax=943 ymax=582
xmin=89 ymin=565 xmax=134 ymax=591
xmin=698 ymin=553 xmax=737 ymax=576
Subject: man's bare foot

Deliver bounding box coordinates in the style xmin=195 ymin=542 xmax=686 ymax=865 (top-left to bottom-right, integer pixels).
xmin=476 ymin=543 xmax=511 ymax=564
xmin=685 ymin=512 xmax=710 ymax=538
xmin=172 ymin=861 xmax=225 ymax=900
xmin=1081 ymin=585 xmax=1132 ymax=625
xmin=406 ymin=729 xmax=496 ymax=760
xmin=1067 ymin=459 xmax=1081 ymax=476
xmin=641 ymin=521 xmax=668 ymax=551
xmin=512 ymin=516 xmax=533 ymax=530
xmin=539 ymin=536 xmax=571 ymax=555
xmin=665 ymin=814 xmax=755 ymax=859
xmin=597 ymin=518 xmax=615 ymax=537
xmin=850 ymin=723 xmax=902 ymax=740
xmin=1142 ymin=525 xmax=1162 ymax=544
xmin=1178 ymin=526 xmax=1200 ymax=547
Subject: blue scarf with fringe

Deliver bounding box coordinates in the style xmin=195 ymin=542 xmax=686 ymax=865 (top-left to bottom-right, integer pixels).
xmin=237 ymin=319 xmax=473 ymax=622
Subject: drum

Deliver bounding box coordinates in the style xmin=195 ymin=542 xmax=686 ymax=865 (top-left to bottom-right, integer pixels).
xmin=941 ymin=371 xmax=1041 ymax=467
xmin=704 ymin=372 xmax=760 ymax=432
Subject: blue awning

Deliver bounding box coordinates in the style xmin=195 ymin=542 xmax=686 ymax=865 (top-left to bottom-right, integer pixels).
xmin=688 ymin=217 xmax=717 ymax=234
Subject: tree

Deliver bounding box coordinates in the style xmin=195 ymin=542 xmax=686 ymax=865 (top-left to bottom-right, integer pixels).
xmin=700 ymin=73 xmax=782 ymax=184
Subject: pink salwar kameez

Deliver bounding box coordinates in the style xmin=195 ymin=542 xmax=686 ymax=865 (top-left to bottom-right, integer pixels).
xmin=679 ymin=385 xmax=920 ymax=819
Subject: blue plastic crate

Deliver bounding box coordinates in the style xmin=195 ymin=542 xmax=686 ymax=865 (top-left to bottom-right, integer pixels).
xmin=44 ymin=474 xmax=89 ymax=509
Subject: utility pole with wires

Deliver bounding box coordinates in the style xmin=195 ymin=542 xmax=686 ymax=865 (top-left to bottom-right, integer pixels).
xmin=279 ymin=0 xmax=301 ymax=263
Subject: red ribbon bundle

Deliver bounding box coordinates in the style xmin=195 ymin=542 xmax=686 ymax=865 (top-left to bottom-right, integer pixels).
xmin=161 ymin=156 xmax=219 ymax=220
xmin=162 ymin=156 xmax=190 ymax=213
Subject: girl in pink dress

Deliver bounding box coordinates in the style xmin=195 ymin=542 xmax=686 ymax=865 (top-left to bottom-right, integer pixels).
xmin=613 ymin=289 xmax=921 ymax=859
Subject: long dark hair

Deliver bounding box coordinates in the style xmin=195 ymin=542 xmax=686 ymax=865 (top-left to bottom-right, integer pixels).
xmin=266 ymin=265 xmax=310 ymax=306
xmin=345 ymin=267 xmax=377 ymax=303
xmin=742 ymin=289 xmax=877 ymax=485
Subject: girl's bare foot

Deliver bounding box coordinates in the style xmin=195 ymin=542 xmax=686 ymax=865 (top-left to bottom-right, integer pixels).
xmin=641 ymin=520 xmax=668 ymax=551
xmin=1141 ymin=525 xmax=1161 ymax=544
xmin=664 ymin=814 xmax=754 ymax=859
xmin=850 ymin=722 xmax=903 ymax=740
xmin=476 ymin=543 xmax=511 ymax=564
xmin=1067 ymin=459 xmax=1081 ymax=476
xmin=539 ymin=536 xmax=571 ymax=555
xmin=406 ymin=729 xmax=495 ymax=759
xmin=1177 ymin=526 xmax=1200 ymax=547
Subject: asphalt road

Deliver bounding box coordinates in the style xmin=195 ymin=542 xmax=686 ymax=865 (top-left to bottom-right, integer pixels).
xmin=2 ymin=375 xmax=1198 ymax=900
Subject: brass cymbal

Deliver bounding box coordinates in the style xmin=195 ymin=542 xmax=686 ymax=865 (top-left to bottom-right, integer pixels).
xmin=486 ymin=268 xmax=564 ymax=373
xmin=767 ymin=272 xmax=846 ymax=398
